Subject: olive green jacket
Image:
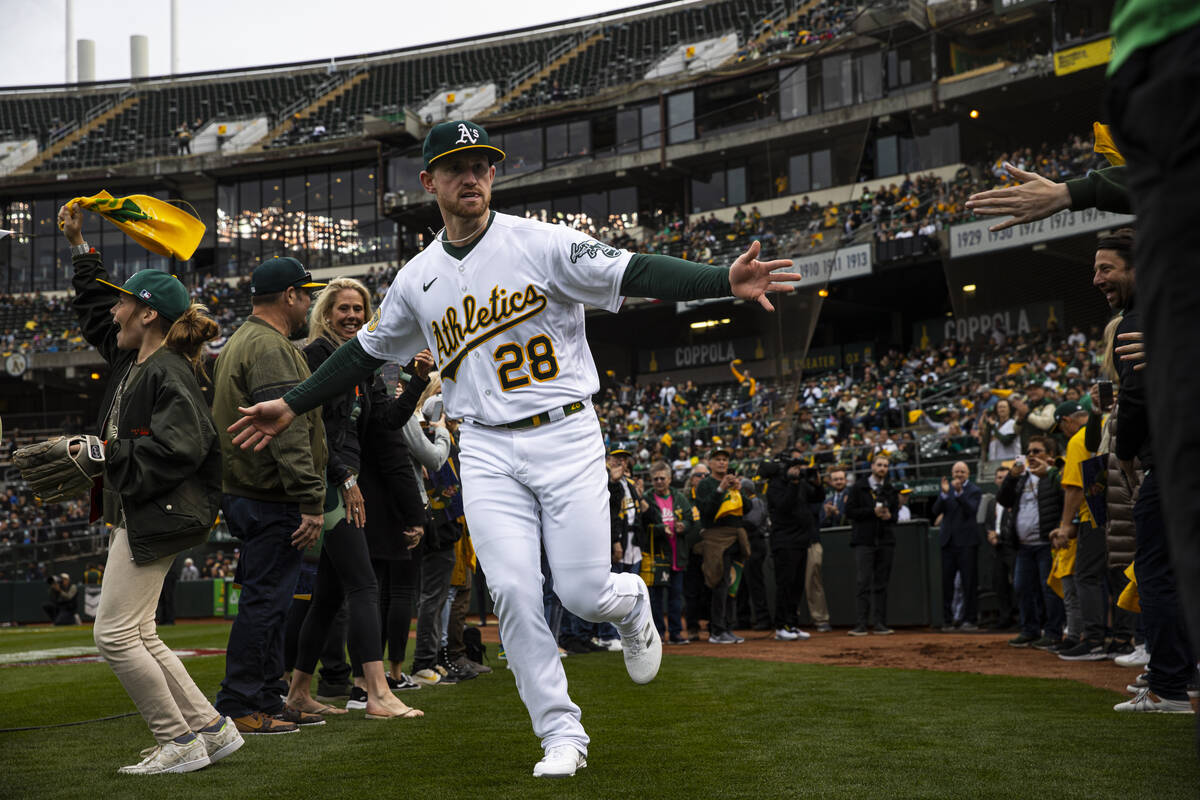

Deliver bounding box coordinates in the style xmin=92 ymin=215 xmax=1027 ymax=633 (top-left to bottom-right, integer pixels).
xmin=213 ymin=316 xmax=327 ymax=514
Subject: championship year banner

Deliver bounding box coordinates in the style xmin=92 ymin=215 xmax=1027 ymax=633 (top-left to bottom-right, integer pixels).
xmin=676 ymin=242 xmax=872 ymax=313
xmin=949 ymin=207 xmax=1134 ymax=259
xmin=780 ymin=242 xmax=873 ymax=286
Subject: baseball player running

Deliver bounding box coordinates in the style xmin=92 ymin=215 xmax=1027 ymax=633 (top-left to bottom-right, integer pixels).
xmin=229 ymin=120 xmax=799 ymax=777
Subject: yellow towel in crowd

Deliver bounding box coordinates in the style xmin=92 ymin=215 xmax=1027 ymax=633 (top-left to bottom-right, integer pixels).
xmin=62 ymin=190 xmax=205 ymax=260
xmin=714 ymin=490 xmax=743 ymax=521
xmin=1117 ymin=561 xmax=1141 ymax=613
xmin=1048 ymin=538 xmax=1078 ymax=598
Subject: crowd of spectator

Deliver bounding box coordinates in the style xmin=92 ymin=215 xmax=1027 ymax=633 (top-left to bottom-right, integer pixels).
xmin=1 ymin=312 xmax=1112 ymax=584
xmin=594 ymin=325 xmax=1109 ymax=494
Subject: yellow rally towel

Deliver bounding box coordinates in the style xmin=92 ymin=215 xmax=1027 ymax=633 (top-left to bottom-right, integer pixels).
xmin=1093 ymin=122 xmax=1125 ymax=167
xmin=1118 ymin=561 xmax=1141 ymax=613
xmin=715 ymin=490 xmax=743 ymax=521
xmin=1048 ymin=538 xmax=1078 ymax=598
xmin=64 ymin=190 xmax=205 ymax=260
xmin=450 ymin=524 xmax=476 ymax=586
xmin=908 ymin=409 xmax=923 ymax=424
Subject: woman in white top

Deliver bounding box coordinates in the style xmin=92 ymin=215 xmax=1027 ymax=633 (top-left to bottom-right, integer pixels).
xmin=984 ymin=398 xmax=1021 ymax=461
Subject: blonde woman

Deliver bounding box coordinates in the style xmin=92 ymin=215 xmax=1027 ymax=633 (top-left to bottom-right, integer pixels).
xmin=284 ymin=278 xmax=429 ymax=719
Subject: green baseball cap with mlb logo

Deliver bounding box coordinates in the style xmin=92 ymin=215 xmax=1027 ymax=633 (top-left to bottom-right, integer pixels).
xmin=96 ymin=269 xmax=190 ymax=321
xmin=423 ymin=120 xmax=506 ymax=170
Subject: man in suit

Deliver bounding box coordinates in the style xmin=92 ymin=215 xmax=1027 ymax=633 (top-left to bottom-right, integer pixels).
xmin=933 ymin=461 xmax=984 ymax=631
xmin=845 ymin=456 xmax=900 ymax=635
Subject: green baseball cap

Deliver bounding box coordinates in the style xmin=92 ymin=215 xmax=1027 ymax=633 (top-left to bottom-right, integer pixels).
xmin=97 ymin=269 xmax=190 ymax=321
xmin=422 ymin=120 xmax=506 ymax=170
xmin=251 ymin=256 xmax=326 ymax=296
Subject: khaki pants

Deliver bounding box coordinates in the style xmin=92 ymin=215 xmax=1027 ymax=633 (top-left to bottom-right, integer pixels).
xmin=93 ymin=528 xmax=217 ymax=743
xmin=805 ymin=541 xmax=830 ymax=624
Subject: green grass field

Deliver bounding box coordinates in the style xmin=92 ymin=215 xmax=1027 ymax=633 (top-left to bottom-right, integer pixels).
xmin=0 ymin=622 xmax=1195 ymax=799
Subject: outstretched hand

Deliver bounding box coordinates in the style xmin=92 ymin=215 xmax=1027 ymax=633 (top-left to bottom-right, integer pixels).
xmin=729 ymin=240 xmax=800 ymax=312
xmin=228 ymin=398 xmax=296 ymax=451
xmin=964 ymin=162 xmax=1071 ymax=232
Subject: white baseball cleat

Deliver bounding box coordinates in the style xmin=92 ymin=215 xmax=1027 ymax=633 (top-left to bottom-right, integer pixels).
xmin=532 ymin=744 xmax=587 ymax=778
xmin=622 ymin=596 xmax=663 ymax=686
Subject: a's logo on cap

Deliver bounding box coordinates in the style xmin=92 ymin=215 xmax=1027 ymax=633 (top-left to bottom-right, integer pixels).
xmin=139 ymin=289 xmax=152 ymax=300
xmin=455 ymin=123 xmax=479 ymax=145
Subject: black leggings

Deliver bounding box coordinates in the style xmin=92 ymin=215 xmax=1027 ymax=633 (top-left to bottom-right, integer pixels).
xmin=294 ymin=519 xmax=382 ymax=674
xmin=373 ymin=557 xmax=418 ymax=666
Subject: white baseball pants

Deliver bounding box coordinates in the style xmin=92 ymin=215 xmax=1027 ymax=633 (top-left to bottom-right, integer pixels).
xmin=459 ymin=406 xmax=646 ymax=755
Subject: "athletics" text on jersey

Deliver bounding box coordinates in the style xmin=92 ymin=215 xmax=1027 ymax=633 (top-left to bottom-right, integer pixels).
xmin=431 ymin=284 xmax=548 ymax=378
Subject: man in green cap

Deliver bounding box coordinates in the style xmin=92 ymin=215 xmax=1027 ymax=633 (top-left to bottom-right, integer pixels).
xmin=212 ymin=256 xmax=330 ymax=735
xmin=229 ymin=119 xmax=799 ymax=776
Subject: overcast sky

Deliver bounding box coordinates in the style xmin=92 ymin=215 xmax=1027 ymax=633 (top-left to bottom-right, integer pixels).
xmin=0 ymin=0 xmax=644 ymax=88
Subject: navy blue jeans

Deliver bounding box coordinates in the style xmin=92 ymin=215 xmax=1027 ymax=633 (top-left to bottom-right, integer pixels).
xmin=1014 ymin=543 xmax=1063 ymax=640
xmin=1132 ymin=471 xmax=1196 ymax=701
xmin=215 ymin=495 xmax=303 ymax=718
xmin=649 ymin=569 xmax=686 ymax=639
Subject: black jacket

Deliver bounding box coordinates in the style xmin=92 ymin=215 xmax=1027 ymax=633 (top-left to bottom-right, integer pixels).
xmin=845 ymin=476 xmax=899 ymax=547
xmin=304 ymin=335 xmax=367 ymax=485
xmin=73 ymin=251 xmax=221 ymax=565
xmin=1114 ymin=302 xmax=1152 ymax=468
xmin=359 ymin=369 xmax=428 ymax=560
xmin=996 ymin=469 xmax=1063 ymax=547
xmin=765 ymin=472 xmax=823 ymax=550
xmin=609 ymin=475 xmax=643 ymax=550
xmin=931 ymin=481 xmax=983 ymax=548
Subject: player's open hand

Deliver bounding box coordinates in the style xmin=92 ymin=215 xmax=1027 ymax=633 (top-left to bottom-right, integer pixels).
xmin=729 ymin=240 xmax=800 ymax=312
xmin=228 ymin=398 xmax=296 ymax=451
xmin=964 ymin=162 xmax=1071 ymax=232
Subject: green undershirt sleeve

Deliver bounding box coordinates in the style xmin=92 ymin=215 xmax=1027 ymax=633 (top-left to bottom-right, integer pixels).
xmin=620 ymin=253 xmax=733 ymax=302
xmin=1065 ymin=165 xmax=1130 ymax=215
xmin=283 ymin=337 xmax=385 ymax=415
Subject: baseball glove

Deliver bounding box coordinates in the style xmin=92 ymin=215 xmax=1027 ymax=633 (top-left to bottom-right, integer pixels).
xmin=14 ymin=435 xmax=106 ymax=502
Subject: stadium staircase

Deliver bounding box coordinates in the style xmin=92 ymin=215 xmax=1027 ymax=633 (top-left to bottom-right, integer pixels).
xmin=18 ymin=92 xmax=138 ymax=174
xmin=259 ymin=65 xmax=370 ymax=147
xmin=483 ymin=30 xmax=605 ymax=117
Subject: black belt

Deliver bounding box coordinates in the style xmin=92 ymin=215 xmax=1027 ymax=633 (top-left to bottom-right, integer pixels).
xmin=497 ymin=401 xmax=586 ymax=430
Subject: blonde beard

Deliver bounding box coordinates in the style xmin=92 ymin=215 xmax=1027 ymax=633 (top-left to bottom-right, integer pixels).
xmin=441 ymin=191 xmax=490 ymax=223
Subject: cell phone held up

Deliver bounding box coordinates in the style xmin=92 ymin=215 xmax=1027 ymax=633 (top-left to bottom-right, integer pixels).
xmin=1098 ymin=380 xmax=1114 ymax=412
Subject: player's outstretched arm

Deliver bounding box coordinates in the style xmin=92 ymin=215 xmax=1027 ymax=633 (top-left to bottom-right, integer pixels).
xmin=964 ymin=162 xmax=1070 ymax=232
xmin=228 ymin=399 xmax=296 ymax=451
xmin=728 ymin=240 xmax=800 ymax=312
xmin=228 ymin=337 xmax=386 ymax=451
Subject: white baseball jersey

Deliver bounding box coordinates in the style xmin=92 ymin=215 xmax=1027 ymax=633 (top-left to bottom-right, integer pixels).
xmin=358 ymin=212 xmax=632 ymax=425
